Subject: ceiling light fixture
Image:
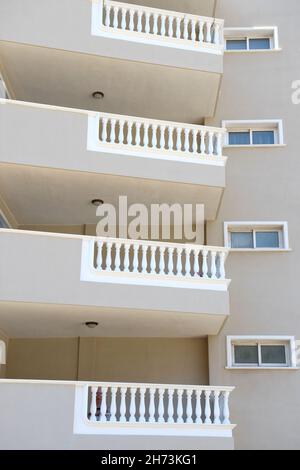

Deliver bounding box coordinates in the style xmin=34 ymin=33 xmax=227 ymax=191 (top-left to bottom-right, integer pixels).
xmin=91 ymin=199 xmax=104 ymax=206
xmin=85 ymin=321 xmax=99 ymax=329
xmin=92 ymin=91 xmax=104 ymax=99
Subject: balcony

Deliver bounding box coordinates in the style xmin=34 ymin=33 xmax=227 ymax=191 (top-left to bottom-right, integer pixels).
xmin=0 ymin=379 xmax=235 ymax=449
xmin=0 ymin=1 xmax=224 ymax=120
xmin=0 ymin=100 xmax=227 ymax=220
xmin=0 ymin=230 xmax=230 ymax=337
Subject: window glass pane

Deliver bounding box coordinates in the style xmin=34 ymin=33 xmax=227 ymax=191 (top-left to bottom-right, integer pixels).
xmin=226 ymin=39 xmax=247 ymax=50
xmin=249 ymin=38 xmax=271 ymax=50
xmin=231 ymin=232 xmax=254 ymax=249
xmin=228 ymin=131 xmax=251 ymax=145
xmin=234 ymin=345 xmax=259 ymax=364
xmin=252 ymin=130 xmax=275 ymax=145
xmin=0 ymin=215 xmax=9 ymax=228
xmin=256 ymin=231 xmax=280 ymax=248
xmin=261 ymin=345 xmax=287 ymax=364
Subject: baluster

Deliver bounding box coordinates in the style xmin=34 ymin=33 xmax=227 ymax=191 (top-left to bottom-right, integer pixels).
xmin=121 ymin=8 xmax=127 ymax=30
xmin=200 ymin=130 xmax=206 ymax=154
xmin=193 ymin=247 xmax=200 ymax=277
xmin=114 ymin=242 xmax=121 ymax=272
xmin=184 ymin=128 xmax=190 ymax=152
xmin=161 ymin=15 xmax=166 ymax=37
xmin=151 ymin=124 xmax=158 ymax=148
xmin=195 ymin=389 xmax=203 ymax=424
xmin=167 ymin=16 xmax=173 ymax=37
xmin=185 ymin=247 xmax=192 ymax=277
xmin=110 ymin=119 xmax=116 ymax=143
xmin=158 ymin=388 xmax=165 ymax=423
xmin=113 ymin=6 xmax=119 ymax=29
xmin=176 ymin=247 xmax=183 ymax=276
xmin=150 ymin=245 xmax=157 ymax=274
xmin=213 ymin=390 xmax=221 ymax=424
xmin=168 ymin=246 xmax=175 ymax=275
xmin=141 ymin=245 xmax=148 ymax=273
xmin=201 ymin=249 xmax=209 ymax=278
xmin=127 ymin=121 xmax=133 ymax=145
xmin=186 ymin=390 xmax=193 ymax=423
xmin=129 ymin=387 xmax=137 ymax=423
xmin=223 ymin=391 xmax=231 ymax=424
xmin=158 ymin=125 xmax=164 ymax=149
xmin=137 ymin=11 xmax=143 ymax=32
xmin=216 ymin=132 xmax=223 ymax=156
xmin=219 ymin=251 xmax=226 ymax=280
xmin=176 ymin=17 xmax=181 ymax=39
xmin=129 ymin=9 xmax=135 ymax=31
xmin=183 ymin=16 xmax=189 ymax=40
xmin=153 ymin=13 xmax=158 ymax=35
xmin=145 ymin=12 xmax=150 ymax=34
xmin=176 ymin=389 xmax=184 ymax=423
xmin=123 ymin=243 xmax=131 ymax=272
xmin=192 ymin=129 xmax=198 ymax=154
xmin=206 ymin=21 xmax=212 ymax=43
xmin=148 ymin=388 xmax=156 ymax=423
xmin=210 ymin=251 xmax=217 ymax=279
xmin=89 ymin=386 xmax=98 ymax=422
xmin=105 ymin=5 xmax=111 ymax=27
xmin=213 ymin=22 xmax=220 ymax=45
xmin=158 ymin=246 xmax=165 ymax=275
xmin=119 ymin=387 xmax=127 ymax=423
xmin=118 ymin=120 xmax=124 ymax=144
xmin=135 ymin=122 xmax=141 ymax=146
xmin=101 ymin=118 xmax=108 ymax=142
xmin=110 ymin=386 xmax=118 ymax=423
xmin=168 ymin=126 xmax=173 ymax=150
xmin=208 ymin=131 xmax=214 ymax=155
xmin=105 ymin=241 xmax=112 ymax=271
xmin=143 ymin=123 xmax=149 ymax=147
xmin=191 ymin=19 xmax=196 ymax=42
xmin=99 ymin=386 xmax=108 ymax=422
xmin=139 ymin=387 xmax=146 ymax=423
xmin=167 ymin=388 xmax=174 ymax=423
xmin=204 ymin=390 xmax=212 ymax=424
xmin=198 ymin=21 xmax=204 ymax=43
xmin=176 ymin=127 xmax=182 ymax=151
xmin=132 ymin=244 xmax=140 ymax=273
xmin=96 ymin=240 xmax=103 ymax=270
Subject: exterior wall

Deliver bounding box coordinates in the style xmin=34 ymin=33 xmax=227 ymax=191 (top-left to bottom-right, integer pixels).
xmin=0 ymin=381 xmax=234 ymax=449
xmin=207 ymin=0 xmax=300 ymax=450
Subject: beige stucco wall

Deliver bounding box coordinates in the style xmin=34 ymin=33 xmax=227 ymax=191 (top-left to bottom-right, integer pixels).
xmin=6 ymin=337 xmax=208 ymax=385
xmin=206 ymin=0 xmax=300 ymax=450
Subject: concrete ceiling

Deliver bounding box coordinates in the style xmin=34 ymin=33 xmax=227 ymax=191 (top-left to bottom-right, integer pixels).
xmin=0 ymin=301 xmax=218 ymax=338
xmin=0 ymin=163 xmax=220 ymax=225
xmin=0 ymin=41 xmax=220 ymax=124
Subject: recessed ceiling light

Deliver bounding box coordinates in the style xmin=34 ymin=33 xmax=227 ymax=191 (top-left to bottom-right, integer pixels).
xmin=92 ymin=91 xmax=104 ymax=99
xmin=91 ymin=199 xmax=104 ymax=206
xmin=85 ymin=321 xmax=99 ymax=329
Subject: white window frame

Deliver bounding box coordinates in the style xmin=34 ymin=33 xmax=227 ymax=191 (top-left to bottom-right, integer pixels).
xmin=222 ymin=120 xmax=284 ymax=147
xmin=224 ymin=27 xmax=280 ymax=52
xmin=226 ymin=336 xmax=297 ymax=369
xmin=224 ymin=222 xmax=290 ymax=251
xmin=0 ymin=340 xmax=6 ymax=365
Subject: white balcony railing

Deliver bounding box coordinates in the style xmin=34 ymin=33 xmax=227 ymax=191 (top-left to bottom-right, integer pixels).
xmin=92 ymin=0 xmax=224 ymax=52
xmin=88 ymin=112 xmax=227 ymax=163
xmin=81 ymin=237 xmax=229 ymax=289
xmin=74 ymin=382 xmax=235 ymax=436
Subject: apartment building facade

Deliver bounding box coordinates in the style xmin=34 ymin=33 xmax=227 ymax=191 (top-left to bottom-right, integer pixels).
xmin=0 ymin=0 xmax=298 ymax=450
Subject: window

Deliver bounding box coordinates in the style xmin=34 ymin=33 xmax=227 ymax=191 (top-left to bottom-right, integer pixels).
xmin=225 ymin=27 xmax=280 ymax=52
xmin=0 ymin=340 xmax=6 ymax=365
xmin=224 ymin=222 xmax=289 ymax=251
xmin=0 ymin=74 xmax=10 ymax=99
xmin=227 ymin=336 xmax=297 ymax=369
xmin=0 ymin=213 xmax=10 ymax=228
xmin=222 ymin=120 xmax=284 ymax=147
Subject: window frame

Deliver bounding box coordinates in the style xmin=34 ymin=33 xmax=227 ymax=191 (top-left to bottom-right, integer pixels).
xmin=222 ymin=120 xmax=284 ymax=148
xmin=224 ymin=27 xmax=280 ymax=52
xmin=226 ymin=336 xmax=297 ymax=370
xmin=224 ymin=222 xmax=290 ymax=251
xmin=0 ymin=73 xmax=11 ymax=99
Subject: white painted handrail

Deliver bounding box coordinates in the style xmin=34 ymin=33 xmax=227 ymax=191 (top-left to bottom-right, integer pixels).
xmin=93 ymin=112 xmax=226 ymax=158
xmin=85 ymin=382 xmax=234 ymax=425
xmin=93 ymin=237 xmax=228 ymax=280
xmin=93 ymin=0 xmax=224 ymax=49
